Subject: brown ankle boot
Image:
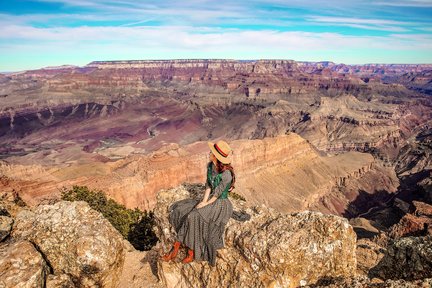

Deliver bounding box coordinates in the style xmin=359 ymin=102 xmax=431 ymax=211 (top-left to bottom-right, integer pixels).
xmin=182 ymin=249 xmax=194 ymax=264
xmin=162 ymin=241 xmax=181 ymax=261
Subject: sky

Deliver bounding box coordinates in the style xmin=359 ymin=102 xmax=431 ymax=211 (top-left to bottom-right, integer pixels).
xmin=1 ymin=0 xmax=432 ymax=71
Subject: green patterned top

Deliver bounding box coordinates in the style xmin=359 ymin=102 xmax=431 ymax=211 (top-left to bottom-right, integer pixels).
xmin=206 ymin=163 xmax=232 ymax=199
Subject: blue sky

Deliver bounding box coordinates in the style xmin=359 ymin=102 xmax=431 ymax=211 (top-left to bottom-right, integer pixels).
xmin=1 ymin=0 xmax=432 ymax=71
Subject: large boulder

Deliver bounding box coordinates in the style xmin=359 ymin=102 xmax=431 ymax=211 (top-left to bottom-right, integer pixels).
xmin=153 ymin=185 xmax=357 ymax=288
xmin=12 ymin=201 xmax=125 ymax=288
xmin=0 ymin=240 xmax=50 ymax=288
xmin=371 ymin=236 xmax=432 ymax=280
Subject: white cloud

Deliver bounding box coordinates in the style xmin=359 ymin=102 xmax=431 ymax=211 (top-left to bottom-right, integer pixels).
xmin=374 ymin=0 xmax=432 ymax=7
xmin=307 ymin=16 xmax=413 ymax=26
xmin=306 ymin=16 xmax=424 ymax=32
xmin=1 ymin=24 xmax=431 ymax=52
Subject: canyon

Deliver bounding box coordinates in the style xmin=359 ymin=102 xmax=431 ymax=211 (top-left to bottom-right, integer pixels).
xmin=1 ymin=60 xmax=431 ymax=162
xmin=0 ymin=59 xmax=431 ymax=287
xmin=0 ymin=133 xmax=391 ymax=215
xmin=0 ymin=60 xmax=430 ymax=216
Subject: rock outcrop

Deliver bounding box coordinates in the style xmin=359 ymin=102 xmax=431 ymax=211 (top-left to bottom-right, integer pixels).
xmin=153 ymin=185 xmax=357 ymax=288
xmin=11 ymin=201 xmax=125 ymax=288
xmin=396 ymin=128 xmax=432 ymax=176
xmin=389 ymin=213 xmax=432 ymax=239
xmin=0 ymin=134 xmax=382 ymax=216
xmin=386 ymin=200 xmax=432 ymax=239
xmin=370 ymin=236 xmax=432 ymax=280
xmin=0 ymin=188 xmax=26 ymax=217
xmin=0 ymin=240 xmax=50 ymax=288
xmin=0 ymin=216 xmax=13 ymax=242
xmin=355 ymin=238 xmax=386 ymax=276
xmin=414 ymin=200 xmax=432 ymax=217
xmin=305 ymin=276 xmax=432 ymax=287
xmin=45 ymin=274 xmax=75 ymax=288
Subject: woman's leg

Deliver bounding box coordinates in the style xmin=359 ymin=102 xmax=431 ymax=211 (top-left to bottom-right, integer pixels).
xmin=161 ymin=241 xmax=182 ymax=261
xmin=177 ymin=209 xmax=207 ymax=263
xmin=182 ymin=248 xmax=194 ymax=264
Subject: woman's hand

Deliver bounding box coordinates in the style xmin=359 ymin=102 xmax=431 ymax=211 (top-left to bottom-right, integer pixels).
xmin=196 ymin=202 xmax=207 ymax=209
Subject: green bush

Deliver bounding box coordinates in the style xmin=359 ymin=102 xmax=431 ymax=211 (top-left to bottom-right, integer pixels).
xmin=61 ymin=185 xmax=158 ymax=251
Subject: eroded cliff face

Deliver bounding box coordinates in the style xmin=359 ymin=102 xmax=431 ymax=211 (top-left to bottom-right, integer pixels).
xmin=0 ymin=134 xmax=386 ymax=216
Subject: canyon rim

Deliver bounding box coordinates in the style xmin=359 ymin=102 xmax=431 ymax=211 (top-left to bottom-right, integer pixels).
xmin=0 ymin=59 xmax=431 ymax=287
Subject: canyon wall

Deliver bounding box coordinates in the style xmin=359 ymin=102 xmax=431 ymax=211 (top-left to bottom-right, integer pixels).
xmin=0 ymin=133 xmax=380 ymax=215
xmin=0 ymin=59 xmax=430 ymax=220
xmin=1 ymin=60 xmax=430 ymax=164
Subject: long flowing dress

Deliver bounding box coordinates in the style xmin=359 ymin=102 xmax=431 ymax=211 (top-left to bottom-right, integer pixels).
xmin=168 ymin=162 xmax=233 ymax=266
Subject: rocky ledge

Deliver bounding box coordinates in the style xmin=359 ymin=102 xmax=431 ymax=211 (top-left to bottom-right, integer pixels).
xmin=0 ymin=191 xmax=125 ymax=288
xmin=153 ymin=185 xmax=357 ymax=288
xmin=1 ymin=186 xmax=432 ymax=287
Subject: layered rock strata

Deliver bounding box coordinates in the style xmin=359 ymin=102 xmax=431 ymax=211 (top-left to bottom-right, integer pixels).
xmin=0 ymin=134 xmax=378 ymax=215
xmin=1 ymin=60 xmax=430 ymax=166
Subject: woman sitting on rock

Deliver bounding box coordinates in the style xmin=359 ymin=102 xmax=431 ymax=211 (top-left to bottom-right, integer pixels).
xmin=162 ymin=140 xmax=235 ymax=266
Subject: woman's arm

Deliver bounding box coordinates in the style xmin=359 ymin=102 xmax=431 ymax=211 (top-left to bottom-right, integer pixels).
xmin=202 ymin=187 xmax=211 ymax=203
xmin=196 ymin=187 xmax=211 ymax=208
xmin=196 ymin=171 xmax=231 ymax=208
xmin=196 ymin=194 xmax=218 ymax=208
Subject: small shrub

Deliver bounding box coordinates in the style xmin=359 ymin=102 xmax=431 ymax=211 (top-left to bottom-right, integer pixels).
xmin=61 ymin=185 xmax=158 ymax=251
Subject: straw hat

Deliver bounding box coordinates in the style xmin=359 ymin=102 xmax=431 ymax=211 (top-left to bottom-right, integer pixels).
xmin=208 ymin=140 xmax=232 ymax=164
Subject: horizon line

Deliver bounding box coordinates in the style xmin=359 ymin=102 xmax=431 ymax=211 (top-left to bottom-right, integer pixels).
xmin=2 ymin=59 xmax=432 ymax=73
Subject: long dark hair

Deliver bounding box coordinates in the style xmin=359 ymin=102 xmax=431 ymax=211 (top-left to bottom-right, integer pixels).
xmin=215 ymin=159 xmax=236 ymax=191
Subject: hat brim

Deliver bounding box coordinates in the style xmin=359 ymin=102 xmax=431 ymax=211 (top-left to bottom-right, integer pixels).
xmin=208 ymin=142 xmax=231 ymax=164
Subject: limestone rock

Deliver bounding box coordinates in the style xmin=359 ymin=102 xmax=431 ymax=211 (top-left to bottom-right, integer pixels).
xmin=12 ymin=201 xmax=125 ymax=288
xmin=371 ymin=236 xmax=432 ymax=280
xmin=349 ymin=217 xmax=381 ymax=239
xmin=0 ymin=216 xmax=13 ymax=242
xmin=413 ymin=201 xmax=432 ymax=217
xmin=355 ymin=238 xmax=385 ymax=276
xmin=46 ymin=274 xmax=75 ymax=288
xmin=153 ymin=186 xmax=357 ymax=288
xmin=389 ymin=213 xmax=432 ymax=238
xmin=0 ymin=189 xmax=26 ymax=217
xmin=0 ymin=240 xmax=49 ymax=288
xmin=0 ymin=203 xmax=9 ymax=216
xmin=306 ymin=276 xmax=432 ymax=287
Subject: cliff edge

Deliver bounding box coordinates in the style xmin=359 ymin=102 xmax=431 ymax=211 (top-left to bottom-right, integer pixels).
xmin=152 ymin=185 xmax=357 ymax=288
